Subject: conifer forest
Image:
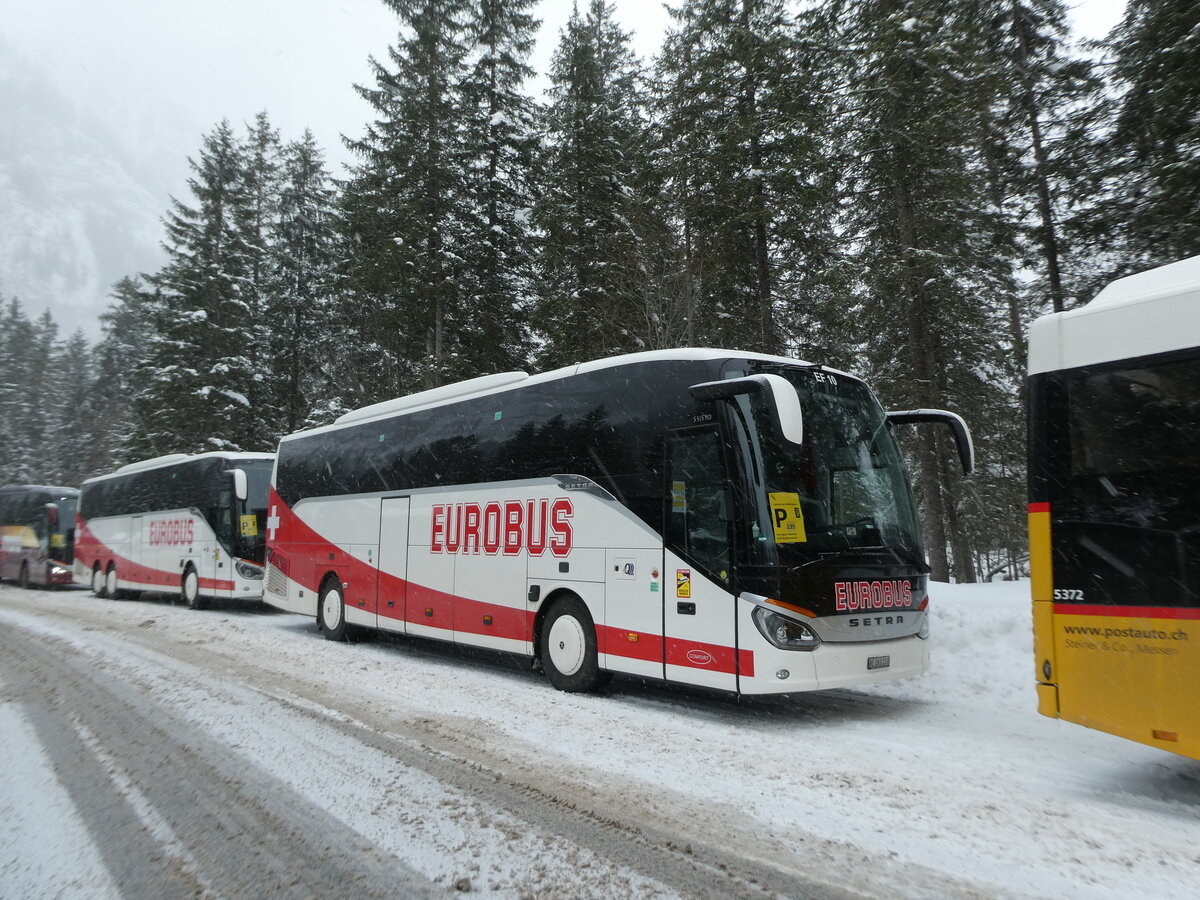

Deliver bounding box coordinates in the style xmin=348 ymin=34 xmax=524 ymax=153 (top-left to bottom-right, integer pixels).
xmin=2 ymin=0 xmax=1197 ymax=583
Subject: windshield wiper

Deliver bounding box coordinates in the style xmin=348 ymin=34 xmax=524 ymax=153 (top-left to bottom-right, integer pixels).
xmin=787 ymin=545 xmax=928 ymax=574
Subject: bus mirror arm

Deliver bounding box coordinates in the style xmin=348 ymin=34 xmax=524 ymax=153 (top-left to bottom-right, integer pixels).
xmin=886 ymin=409 xmax=975 ymax=475
xmin=228 ymin=468 xmax=249 ymax=503
xmin=690 ymin=374 xmax=803 ymax=445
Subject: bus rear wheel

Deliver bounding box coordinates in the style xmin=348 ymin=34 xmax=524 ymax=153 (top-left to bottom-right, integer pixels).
xmin=540 ymin=596 xmax=606 ymax=693
xmin=318 ymin=576 xmax=349 ymax=642
xmin=182 ymin=565 xmax=207 ymax=610
xmin=105 ymin=565 xmax=121 ymax=600
xmin=92 ymin=565 xmax=108 ymax=598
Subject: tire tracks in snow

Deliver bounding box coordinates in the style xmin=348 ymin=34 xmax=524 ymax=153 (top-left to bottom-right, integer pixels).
xmin=0 ymin=621 xmax=441 ymax=899
xmin=0 ymin=587 xmax=993 ymax=898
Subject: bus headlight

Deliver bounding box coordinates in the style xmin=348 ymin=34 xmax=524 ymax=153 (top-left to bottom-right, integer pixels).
xmin=235 ymin=561 xmax=264 ymax=580
xmin=752 ymin=607 xmax=820 ymax=650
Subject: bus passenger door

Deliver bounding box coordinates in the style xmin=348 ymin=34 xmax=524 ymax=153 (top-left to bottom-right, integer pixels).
xmin=130 ymin=515 xmax=142 ymax=589
xmin=663 ymin=427 xmax=738 ymax=692
xmin=376 ymin=497 xmax=410 ymax=632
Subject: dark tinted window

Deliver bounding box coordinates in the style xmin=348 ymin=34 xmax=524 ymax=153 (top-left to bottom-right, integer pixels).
xmin=276 ymin=360 xmax=717 ymax=531
xmin=82 ymin=459 xmax=231 ymax=520
xmin=1032 ymin=350 xmax=1200 ymax=607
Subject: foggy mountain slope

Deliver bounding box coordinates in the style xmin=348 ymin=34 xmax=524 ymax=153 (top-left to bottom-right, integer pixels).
xmin=0 ymin=51 xmax=166 ymax=336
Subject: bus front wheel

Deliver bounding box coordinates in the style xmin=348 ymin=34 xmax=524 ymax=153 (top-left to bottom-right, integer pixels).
xmin=318 ymin=576 xmax=349 ymax=642
xmin=182 ymin=565 xmax=206 ymax=610
xmin=92 ymin=565 xmax=108 ymax=599
xmin=540 ymin=596 xmax=606 ymax=693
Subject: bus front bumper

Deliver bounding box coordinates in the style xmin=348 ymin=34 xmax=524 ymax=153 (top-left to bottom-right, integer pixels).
xmin=738 ymin=632 xmax=929 ymax=694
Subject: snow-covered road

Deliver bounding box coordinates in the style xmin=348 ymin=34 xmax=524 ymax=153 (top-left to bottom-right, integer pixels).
xmin=1 ymin=580 xmax=1197 ymax=899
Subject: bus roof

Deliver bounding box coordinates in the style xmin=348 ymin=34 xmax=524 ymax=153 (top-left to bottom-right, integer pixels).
xmin=286 ymin=347 xmax=840 ymax=442
xmin=83 ymin=451 xmax=275 ymax=485
xmin=1028 ymin=255 xmax=1200 ymax=375
xmin=0 ymin=484 xmax=79 ymax=497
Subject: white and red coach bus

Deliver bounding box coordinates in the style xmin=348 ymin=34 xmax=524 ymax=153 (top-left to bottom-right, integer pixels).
xmin=0 ymin=484 xmax=79 ymax=588
xmin=265 ymin=349 xmax=972 ymax=694
xmin=75 ymin=452 xmax=274 ymax=608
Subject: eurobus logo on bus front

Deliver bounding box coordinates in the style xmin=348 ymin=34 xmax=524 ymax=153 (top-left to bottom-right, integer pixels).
xmin=430 ymin=498 xmax=573 ymax=557
xmin=833 ymin=579 xmax=915 ymax=612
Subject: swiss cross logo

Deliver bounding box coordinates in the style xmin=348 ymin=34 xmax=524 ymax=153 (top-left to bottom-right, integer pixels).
xmin=267 ymin=506 xmax=281 ymax=540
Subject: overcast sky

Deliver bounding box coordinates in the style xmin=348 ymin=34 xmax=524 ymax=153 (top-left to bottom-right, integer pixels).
xmin=4 ymin=0 xmax=1126 ymax=191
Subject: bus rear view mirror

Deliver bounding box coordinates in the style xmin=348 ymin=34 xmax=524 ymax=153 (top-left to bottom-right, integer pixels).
xmin=44 ymin=503 xmax=58 ymax=526
xmin=228 ymin=468 xmax=249 ymax=502
xmin=886 ymin=409 xmax=974 ymax=475
xmin=690 ymin=374 xmax=804 ymax=445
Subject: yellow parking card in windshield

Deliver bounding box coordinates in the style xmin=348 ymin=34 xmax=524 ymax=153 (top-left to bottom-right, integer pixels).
xmin=239 ymin=515 xmax=259 ymax=537
xmin=768 ymin=492 xmax=807 ymax=543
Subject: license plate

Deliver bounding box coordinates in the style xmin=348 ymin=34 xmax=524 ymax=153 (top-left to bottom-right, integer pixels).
xmin=867 ymin=655 xmax=890 ymax=670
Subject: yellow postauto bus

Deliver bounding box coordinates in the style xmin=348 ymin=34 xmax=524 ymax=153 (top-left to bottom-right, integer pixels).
xmin=1029 ymin=255 xmax=1200 ymax=760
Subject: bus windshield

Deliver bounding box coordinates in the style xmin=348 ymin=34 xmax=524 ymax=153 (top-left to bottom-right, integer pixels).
xmin=738 ymin=365 xmax=923 ymax=567
xmin=52 ymin=495 xmax=77 ymax=563
xmin=228 ymin=460 xmax=273 ymax=563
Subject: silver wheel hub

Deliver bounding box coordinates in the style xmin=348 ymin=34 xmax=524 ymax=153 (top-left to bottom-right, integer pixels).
xmin=105 ymin=568 xmax=117 ymax=594
xmin=93 ymin=569 xmax=103 ymax=593
xmin=185 ymin=571 xmax=197 ymax=600
xmin=323 ymin=591 xmax=342 ymax=628
xmin=547 ymin=615 xmax=586 ymax=676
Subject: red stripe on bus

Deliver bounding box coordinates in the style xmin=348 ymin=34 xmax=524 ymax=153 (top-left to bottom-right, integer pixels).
xmin=599 ymin=626 xmax=664 ymax=663
xmin=665 ymin=637 xmax=754 ymax=676
xmin=270 ymin=491 xmax=751 ymax=673
xmin=1028 ymin=502 xmax=1050 ymax=513
xmin=1054 ymin=604 xmax=1200 ymax=620
xmin=75 ymin=519 xmax=236 ymax=592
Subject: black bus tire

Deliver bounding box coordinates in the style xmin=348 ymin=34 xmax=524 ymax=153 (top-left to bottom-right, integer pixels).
xmin=182 ymin=564 xmax=207 ymax=610
xmin=92 ymin=564 xmax=108 ymax=599
xmin=318 ymin=576 xmax=349 ymax=642
xmin=18 ymin=562 xmax=30 ymax=589
xmin=106 ymin=564 xmax=122 ymax=600
xmin=540 ymin=595 xmax=605 ymax=693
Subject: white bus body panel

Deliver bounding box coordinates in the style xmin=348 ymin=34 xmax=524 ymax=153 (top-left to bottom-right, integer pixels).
xmin=264 ymin=477 xmax=928 ymax=695
xmin=75 ymin=508 xmax=263 ymax=600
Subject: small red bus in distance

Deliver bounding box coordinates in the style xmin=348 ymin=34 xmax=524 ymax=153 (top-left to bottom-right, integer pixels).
xmin=75 ymin=452 xmax=274 ymax=608
xmin=266 ymin=349 xmax=972 ymax=694
xmin=0 ymin=484 xmax=78 ymax=588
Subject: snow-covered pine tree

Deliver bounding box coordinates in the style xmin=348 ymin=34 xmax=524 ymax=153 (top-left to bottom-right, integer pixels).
xmin=657 ymin=0 xmax=840 ymax=359
xmin=953 ymin=0 xmax=1096 ymax=578
xmin=341 ymin=0 xmax=473 ymax=400
xmin=0 ymin=294 xmax=32 ymax=483
xmin=89 ymin=276 xmax=157 ymax=473
xmin=533 ymin=0 xmax=659 ymax=368
xmin=267 ymin=130 xmax=340 ymax=433
xmin=836 ymin=0 xmax=1019 ymax=583
xmin=457 ymin=0 xmax=541 ymax=374
xmin=46 ymin=329 xmax=97 ymax=486
xmin=238 ymin=111 xmax=283 ymax=447
xmin=981 ymin=0 xmax=1096 ymax=322
xmin=1083 ymin=0 xmax=1200 ymax=280
xmin=0 ymin=304 xmax=57 ymax=483
xmin=129 ymin=120 xmax=259 ymax=459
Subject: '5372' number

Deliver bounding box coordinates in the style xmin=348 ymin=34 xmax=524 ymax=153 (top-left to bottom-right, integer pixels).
xmin=1053 ymin=589 xmax=1084 ymax=601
